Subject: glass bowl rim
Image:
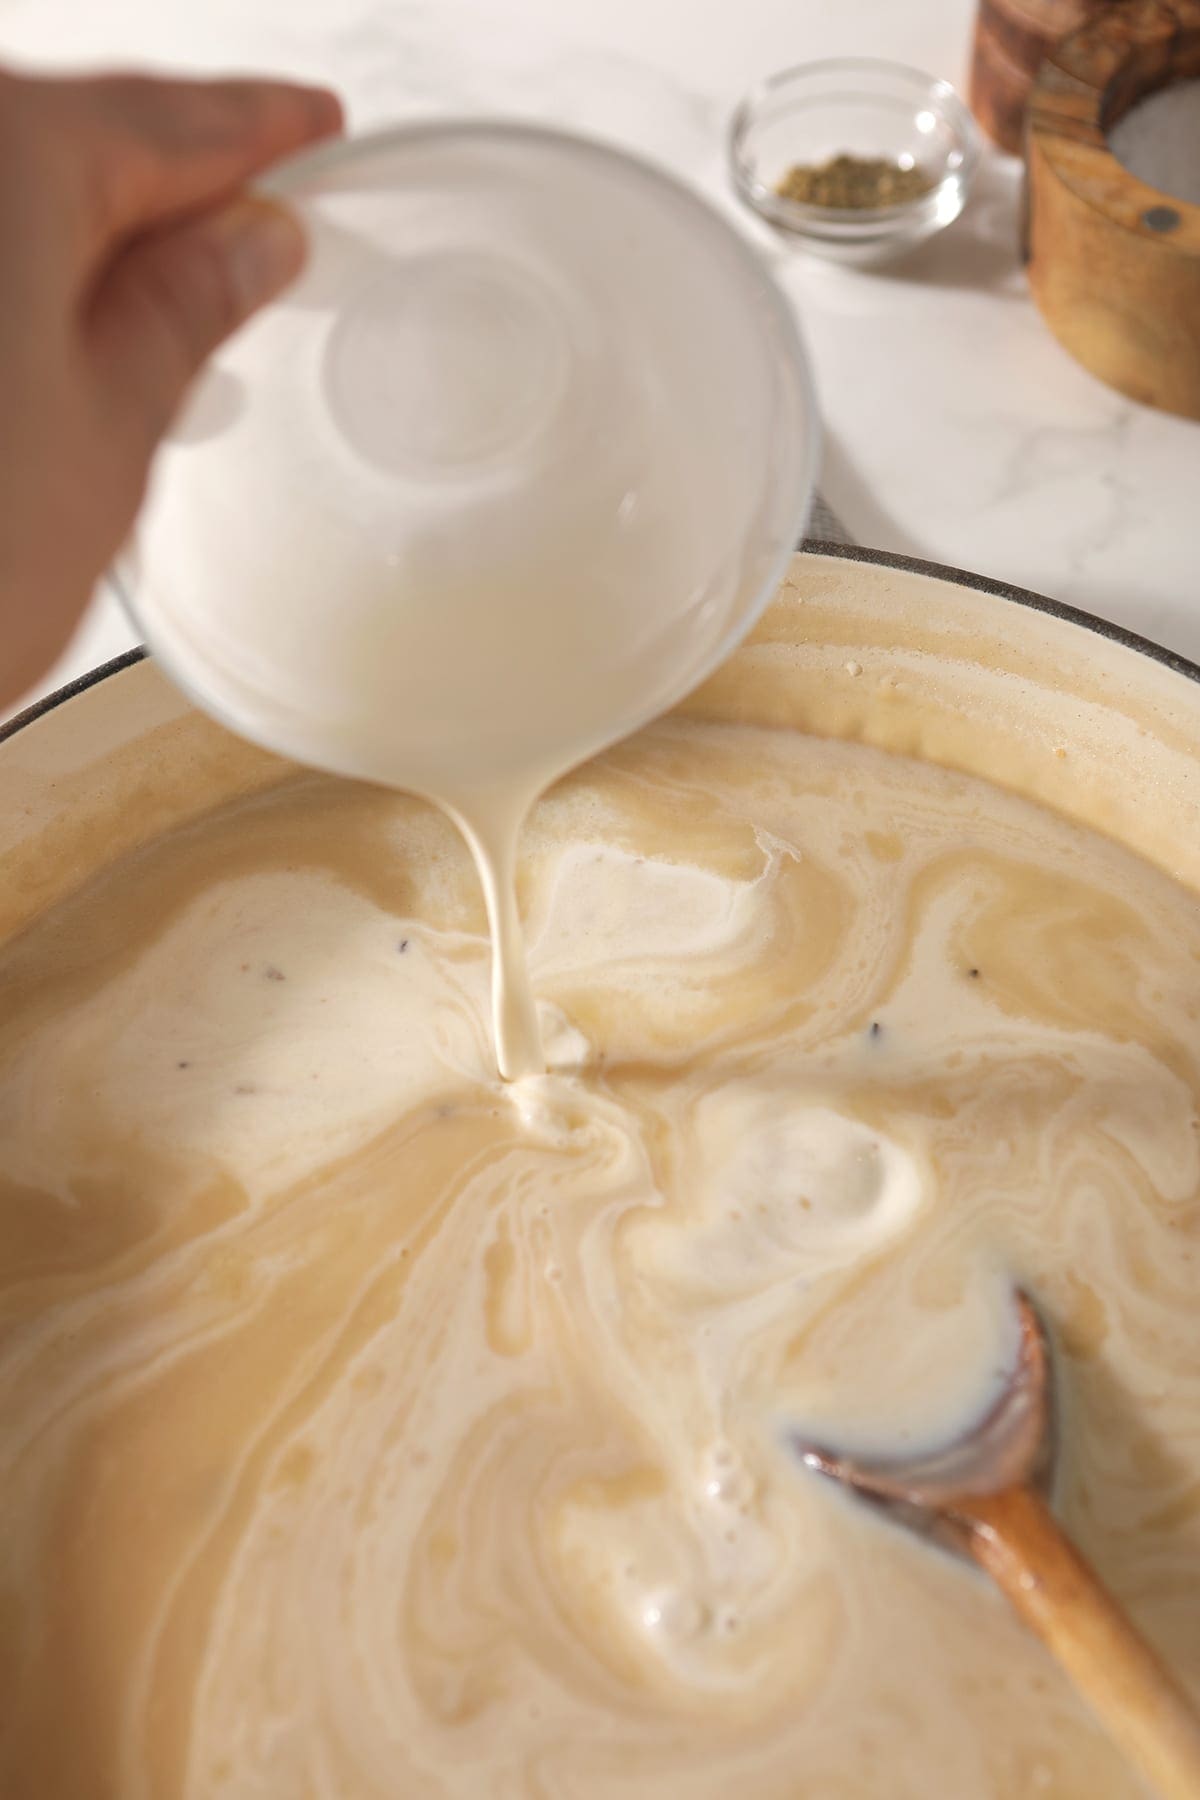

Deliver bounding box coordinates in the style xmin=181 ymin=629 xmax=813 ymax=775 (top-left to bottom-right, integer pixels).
xmin=728 ymin=56 xmax=983 ymax=231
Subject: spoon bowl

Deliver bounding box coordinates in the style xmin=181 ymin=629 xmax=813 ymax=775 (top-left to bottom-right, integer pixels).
xmin=790 ymin=1289 xmax=1200 ymax=1800
xmin=796 ymin=1290 xmax=1053 ymax=1530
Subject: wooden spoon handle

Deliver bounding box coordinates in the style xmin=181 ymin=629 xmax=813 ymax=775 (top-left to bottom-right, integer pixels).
xmin=965 ymin=1485 xmax=1200 ymax=1800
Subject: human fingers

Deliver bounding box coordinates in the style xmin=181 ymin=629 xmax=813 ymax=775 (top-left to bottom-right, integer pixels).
xmin=31 ymin=71 xmax=341 ymax=280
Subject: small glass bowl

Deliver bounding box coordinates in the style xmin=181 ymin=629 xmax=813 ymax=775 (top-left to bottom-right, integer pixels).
xmin=729 ymin=58 xmax=981 ymax=265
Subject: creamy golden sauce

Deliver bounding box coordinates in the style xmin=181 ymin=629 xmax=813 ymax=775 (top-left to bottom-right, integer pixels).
xmin=0 ymin=717 xmax=1198 ymax=1798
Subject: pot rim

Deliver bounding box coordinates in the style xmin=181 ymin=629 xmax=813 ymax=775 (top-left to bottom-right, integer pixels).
xmin=4 ymin=543 xmax=1198 ymax=752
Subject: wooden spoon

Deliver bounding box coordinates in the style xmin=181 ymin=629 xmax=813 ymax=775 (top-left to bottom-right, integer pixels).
xmin=792 ymin=1292 xmax=1200 ymax=1800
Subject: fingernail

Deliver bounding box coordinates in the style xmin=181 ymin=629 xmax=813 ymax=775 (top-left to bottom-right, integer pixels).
xmin=216 ymin=198 xmax=307 ymax=315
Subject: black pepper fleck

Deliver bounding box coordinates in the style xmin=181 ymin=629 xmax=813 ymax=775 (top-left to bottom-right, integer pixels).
xmin=869 ymin=1021 xmax=883 ymax=1040
xmin=177 ymin=1060 xmax=190 ymax=1070
xmin=399 ymin=939 xmax=409 ymax=954
xmin=967 ymin=967 xmax=981 ymax=980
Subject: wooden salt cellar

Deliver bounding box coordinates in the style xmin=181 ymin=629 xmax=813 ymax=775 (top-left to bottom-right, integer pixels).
xmin=970 ymin=0 xmax=1103 ymax=152
xmin=1024 ymin=0 xmax=1200 ymax=419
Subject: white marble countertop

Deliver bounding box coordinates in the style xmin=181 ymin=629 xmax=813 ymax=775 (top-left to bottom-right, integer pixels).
xmin=2 ymin=0 xmax=1197 ymax=715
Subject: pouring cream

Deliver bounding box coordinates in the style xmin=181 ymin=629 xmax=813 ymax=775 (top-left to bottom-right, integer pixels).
xmin=119 ymin=122 xmax=815 ymax=1077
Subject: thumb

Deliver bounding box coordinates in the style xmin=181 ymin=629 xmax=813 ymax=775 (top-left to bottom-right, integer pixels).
xmin=89 ymin=194 xmax=305 ymax=456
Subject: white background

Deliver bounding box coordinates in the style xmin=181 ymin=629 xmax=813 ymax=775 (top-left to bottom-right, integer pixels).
xmin=1 ymin=0 xmax=1196 ymax=711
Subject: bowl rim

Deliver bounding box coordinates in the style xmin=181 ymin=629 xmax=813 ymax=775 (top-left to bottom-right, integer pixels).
xmin=728 ymin=55 xmax=982 ymax=231
xmin=7 ymin=544 xmax=1199 ymax=753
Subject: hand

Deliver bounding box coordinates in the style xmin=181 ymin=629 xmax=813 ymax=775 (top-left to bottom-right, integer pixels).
xmin=0 ymin=66 xmax=344 ymax=710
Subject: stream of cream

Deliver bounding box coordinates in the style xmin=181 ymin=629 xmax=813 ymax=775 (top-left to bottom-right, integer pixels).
xmin=446 ymin=789 xmax=544 ymax=1080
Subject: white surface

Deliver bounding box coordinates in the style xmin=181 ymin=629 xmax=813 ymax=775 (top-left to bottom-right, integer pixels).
xmin=2 ymin=0 xmax=1198 ymax=719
